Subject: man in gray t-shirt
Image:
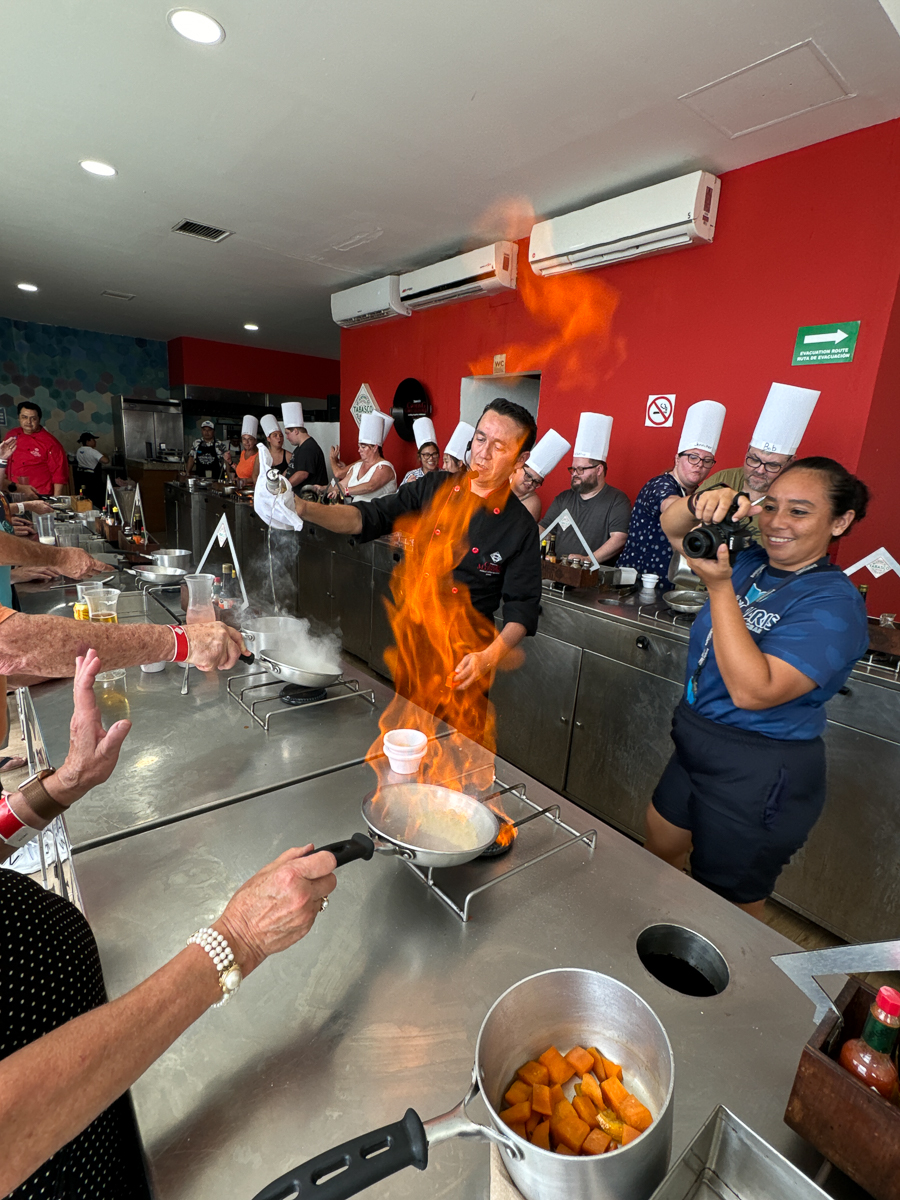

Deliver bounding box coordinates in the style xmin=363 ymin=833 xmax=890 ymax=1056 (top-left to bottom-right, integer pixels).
xmin=540 ymin=457 xmax=631 ymax=562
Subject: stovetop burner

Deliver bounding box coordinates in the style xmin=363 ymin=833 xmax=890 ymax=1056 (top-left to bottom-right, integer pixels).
xmin=479 ymin=824 xmax=517 ymax=858
xmin=279 ymin=684 xmax=328 ymax=706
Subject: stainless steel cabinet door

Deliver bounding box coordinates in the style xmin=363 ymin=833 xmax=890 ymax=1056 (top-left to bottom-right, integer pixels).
xmin=369 ymin=567 xmax=396 ymax=680
xmin=566 ymin=650 xmax=682 ymax=839
xmin=489 ymin=632 xmax=581 ymax=792
xmin=295 ymin=535 xmax=332 ymax=628
xmin=331 ymin=554 xmax=372 ymax=659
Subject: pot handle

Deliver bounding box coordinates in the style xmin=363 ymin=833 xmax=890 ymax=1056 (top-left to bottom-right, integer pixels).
xmin=424 ymin=1077 xmax=524 ymax=1160
xmin=250 ymin=1108 xmax=428 ymax=1200
xmin=317 ymin=832 xmax=375 ymax=867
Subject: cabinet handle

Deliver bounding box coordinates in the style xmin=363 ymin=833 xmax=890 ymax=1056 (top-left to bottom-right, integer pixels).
xmin=575 ymin=721 xmax=583 ymax=729
xmin=839 ymin=686 xmax=852 ymax=696
xmin=559 ymin=716 xmax=568 ymax=724
xmin=392 ymin=552 xmax=401 ymax=562
xmin=635 ymin=636 xmax=650 ymax=650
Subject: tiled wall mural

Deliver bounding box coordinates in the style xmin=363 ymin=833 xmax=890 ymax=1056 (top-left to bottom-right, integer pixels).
xmin=0 ymin=318 xmax=169 ymax=457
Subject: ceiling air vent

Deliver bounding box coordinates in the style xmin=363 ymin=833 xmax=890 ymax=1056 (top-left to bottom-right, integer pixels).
xmin=101 ymin=289 xmax=135 ymax=301
xmin=171 ymin=219 xmax=233 ymax=243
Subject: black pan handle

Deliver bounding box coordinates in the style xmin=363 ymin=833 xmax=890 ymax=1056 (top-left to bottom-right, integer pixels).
xmin=317 ymin=832 xmax=375 ymax=867
xmin=251 ymin=1108 xmax=427 ymax=1200
xmin=239 ymin=652 xmax=255 ymax=664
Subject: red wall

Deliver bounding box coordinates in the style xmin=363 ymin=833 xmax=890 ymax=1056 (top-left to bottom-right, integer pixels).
xmin=169 ymin=336 xmax=339 ymax=397
xmin=340 ymin=119 xmax=900 ymax=609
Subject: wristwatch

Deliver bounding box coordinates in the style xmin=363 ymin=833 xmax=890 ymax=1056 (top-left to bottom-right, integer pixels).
xmin=187 ymin=927 xmax=243 ymax=1006
xmin=19 ymin=768 xmax=67 ymax=822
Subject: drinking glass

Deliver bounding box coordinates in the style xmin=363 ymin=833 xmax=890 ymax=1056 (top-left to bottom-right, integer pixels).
xmin=35 ymin=513 xmax=56 ymax=545
xmin=95 ymin=667 xmax=129 ymax=714
xmin=86 ymin=587 xmax=120 ymax=624
xmin=73 ymin=581 xmax=103 ymax=621
xmin=183 ymin=573 xmax=216 ymax=623
xmin=55 ymin=525 xmax=80 ymax=547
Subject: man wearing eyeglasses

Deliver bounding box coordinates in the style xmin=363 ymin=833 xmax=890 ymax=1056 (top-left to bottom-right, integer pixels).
xmin=619 ymin=400 xmax=726 ymax=579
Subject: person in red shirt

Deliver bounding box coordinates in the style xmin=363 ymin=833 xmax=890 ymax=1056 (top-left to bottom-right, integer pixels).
xmin=6 ymin=402 xmax=69 ymax=497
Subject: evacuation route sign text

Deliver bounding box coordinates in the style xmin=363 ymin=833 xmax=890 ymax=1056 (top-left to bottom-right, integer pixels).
xmin=792 ymin=321 xmax=860 ymax=365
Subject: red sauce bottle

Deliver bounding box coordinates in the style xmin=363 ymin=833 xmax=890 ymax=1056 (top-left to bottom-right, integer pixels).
xmin=838 ymin=986 xmax=900 ymax=1100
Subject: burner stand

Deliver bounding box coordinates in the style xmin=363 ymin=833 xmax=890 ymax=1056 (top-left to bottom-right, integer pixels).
xmin=227 ymin=669 xmax=375 ymax=730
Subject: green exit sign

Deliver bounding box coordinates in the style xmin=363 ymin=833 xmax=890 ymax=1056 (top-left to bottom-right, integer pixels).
xmin=793 ymin=321 xmax=860 ymax=365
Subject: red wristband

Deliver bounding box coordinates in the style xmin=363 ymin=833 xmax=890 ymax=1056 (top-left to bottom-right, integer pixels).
xmin=0 ymin=793 xmax=37 ymax=849
xmin=169 ymin=625 xmax=190 ymax=663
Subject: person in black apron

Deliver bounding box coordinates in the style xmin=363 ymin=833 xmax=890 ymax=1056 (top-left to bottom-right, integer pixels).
xmin=187 ymin=422 xmax=228 ymax=480
xmin=646 ymin=458 xmax=870 ymax=919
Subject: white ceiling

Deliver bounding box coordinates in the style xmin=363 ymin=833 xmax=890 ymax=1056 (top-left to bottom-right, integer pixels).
xmin=3 ymin=0 xmax=900 ymax=360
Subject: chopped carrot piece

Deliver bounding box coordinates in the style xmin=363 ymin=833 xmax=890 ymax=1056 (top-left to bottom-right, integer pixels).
xmin=565 ymin=1045 xmax=594 ymax=1076
xmin=538 ymin=1046 xmax=576 ymax=1085
xmin=531 ymin=1120 xmax=551 ymax=1151
xmin=582 ymin=1128 xmax=612 ymax=1155
xmin=595 ymin=1107 xmax=626 ymax=1142
xmin=517 ymin=1060 xmax=550 ymax=1087
xmin=532 ymin=1084 xmax=552 ymax=1117
xmin=601 ymin=1076 xmax=652 ymax=1132
xmin=556 ymin=1144 xmax=577 ymax=1155
xmin=508 ymin=1122 xmax=527 ymax=1140
xmin=588 ymin=1047 xmax=607 ymax=1080
xmin=555 ymin=1114 xmax=590 ymax=1153
xmin=573 ymin=1094 xmax=599 ymax=1130
xmin=525 ymin=1113 xmax=541 ymax=1135
xmin=504 ymin=1080 xmax=532 ymax=1107
xmin=548 ymin=1083 xmax=565 ymax=1110
xmin=580 ymin=1072 xmax=604 ymax=1109
xmin=621 ymin=1125 xmax=641 ymax=1145
xmin=601 ymin=1055 xmax=622 ymax=1081
xmin=499 ymin=1100 xmax=532 ymax=1126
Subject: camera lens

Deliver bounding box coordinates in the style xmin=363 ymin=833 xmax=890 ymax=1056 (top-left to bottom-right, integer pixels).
xmin=683 ymin=527 xmax=720 ymax=559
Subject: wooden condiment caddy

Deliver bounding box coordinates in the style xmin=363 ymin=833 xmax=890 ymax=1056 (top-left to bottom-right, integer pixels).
xmin=541 ymin=560 xmax=599 ymax=588
xmin=785 ymin=978 xmax=900 ymax=1200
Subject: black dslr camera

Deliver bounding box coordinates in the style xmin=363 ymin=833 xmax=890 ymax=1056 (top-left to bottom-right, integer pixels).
xmin=683 ymin=493 xmax=755 ymax=565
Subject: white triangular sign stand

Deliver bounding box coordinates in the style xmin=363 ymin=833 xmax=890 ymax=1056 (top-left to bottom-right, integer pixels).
xmin=540 ymin=509 xmax=600 ymax=570
xmin=195 ymin=514 xmax=249 ymax=608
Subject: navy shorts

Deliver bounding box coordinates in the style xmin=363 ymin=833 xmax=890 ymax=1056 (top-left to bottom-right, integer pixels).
xmin=651 ymin=700 xmax=826 ymax=904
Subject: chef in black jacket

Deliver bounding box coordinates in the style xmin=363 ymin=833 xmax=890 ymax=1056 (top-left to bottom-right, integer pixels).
xmin=293 ymin=399 xmax=541 ymax=689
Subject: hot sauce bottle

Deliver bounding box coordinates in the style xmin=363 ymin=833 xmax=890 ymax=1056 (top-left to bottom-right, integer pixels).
xmin=838 ymin=986 xmax=900 ymax=1100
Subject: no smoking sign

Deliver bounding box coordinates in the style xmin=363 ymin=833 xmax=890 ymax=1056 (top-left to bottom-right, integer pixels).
xmin=645 ymin=394 xmax=675 ymax=428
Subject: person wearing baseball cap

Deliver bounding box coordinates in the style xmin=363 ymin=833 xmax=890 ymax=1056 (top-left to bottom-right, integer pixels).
xmin=187 ymin=420 xmax=231 ymax=480
xmin=281 ymin=402 xmax=328 ymax=494
xmin=618 ymin=400 xmax=726 ymax=581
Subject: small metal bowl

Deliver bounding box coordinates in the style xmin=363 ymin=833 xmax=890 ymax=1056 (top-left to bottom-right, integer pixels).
xmin=663 ymin=588 xmax=707 ymax=614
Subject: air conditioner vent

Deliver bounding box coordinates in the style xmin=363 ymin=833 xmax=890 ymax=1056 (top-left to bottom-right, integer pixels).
xmin=101 ymin=289 xmax=135 ymax=301
xmin=171 ymin=219 xmax=233 ymax=243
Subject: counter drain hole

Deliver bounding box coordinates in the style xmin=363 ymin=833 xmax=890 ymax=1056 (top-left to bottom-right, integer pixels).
xmin=636 ymin=923 xmax=729 ymax=997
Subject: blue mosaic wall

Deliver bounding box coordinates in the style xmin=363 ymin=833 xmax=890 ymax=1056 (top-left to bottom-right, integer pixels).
xmin=0 ymin=318 xmax=169 ymax=457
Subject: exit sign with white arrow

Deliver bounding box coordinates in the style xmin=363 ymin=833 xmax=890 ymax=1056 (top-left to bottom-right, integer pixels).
xmin=792 ymin=321 xmax=860 ymax=365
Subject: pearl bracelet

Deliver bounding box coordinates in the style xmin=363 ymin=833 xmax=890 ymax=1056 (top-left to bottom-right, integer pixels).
xmin=187 ymin=926 xmax=240 ymax=1006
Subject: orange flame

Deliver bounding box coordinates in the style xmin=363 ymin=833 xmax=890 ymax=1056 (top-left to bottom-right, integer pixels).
xmin=366 ymin=474 xmax=517 ymax=838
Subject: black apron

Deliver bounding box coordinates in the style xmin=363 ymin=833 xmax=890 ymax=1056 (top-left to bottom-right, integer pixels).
xmin=194 ymin=440 xmax=223 ymax=480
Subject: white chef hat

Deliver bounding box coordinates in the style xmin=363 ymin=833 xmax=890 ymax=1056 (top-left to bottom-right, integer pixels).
xmin=358 ymin=412 xmax=385 ymax=445
xmin=260 ymin=413 xmax=280 ymax=438
xmin=200 ymin=419 xmax=214 ymax=429
xmin=750 ymin=383 xmax=821 ymax=456
xmin=526 ymin=429 xmax=571 ymax=480
xmin=445 ymin=420 xmax=475 ymax=463
xmin=678 ymin=400 xmax=726 ymax=455
xmin=282 ymin=401 xmax=304 ymax=428
xmin=573 ymin=412 xmax=613 ymax=463
xmin=379 ymin=412 xmax=395 ymax=443
xmin=241 ymin=414 xmax=259 ymax=437
xmin=412 ymin=417 xmax=438 ymax=450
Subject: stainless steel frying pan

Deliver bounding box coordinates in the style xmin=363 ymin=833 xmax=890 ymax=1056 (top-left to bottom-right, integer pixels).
xmin=238 ymin=649 xmax=343 ymax=689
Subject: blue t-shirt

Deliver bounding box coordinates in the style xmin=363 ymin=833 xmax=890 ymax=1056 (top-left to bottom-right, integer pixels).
xmin=618 ymin=473 xmax=684 ymax=578
xmin=684 ymin=544 xmax=868 ymax=740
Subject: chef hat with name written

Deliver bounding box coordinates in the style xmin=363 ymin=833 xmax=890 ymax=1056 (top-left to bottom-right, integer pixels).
xmin=573 ymin=412 xmax=613 ymax=463
xmin=527 ymin=429 xmax=571 ymax=480
xmin=358 ymin=412 xmax=385 ymax=445
xmin=241 ymin=414 xmax=259 ymax=437
xmin=412 ymin=417 xmax=438 ymax=450
xmin=751 ymin=383 xmax=821 ymax=456
xmin=282 ymin=401 xmax=304 ymax=428
xmin=445 ymin=420 xmax=476 ymax=463
xmin=678 ymin=400 xmax=726 ymax=455
xmin=260 ymin=414 xmax=280 ymax=438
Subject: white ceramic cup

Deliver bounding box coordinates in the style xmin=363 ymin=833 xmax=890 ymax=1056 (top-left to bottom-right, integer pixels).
xmin=382 ymin=728 xmax=428 ymax=775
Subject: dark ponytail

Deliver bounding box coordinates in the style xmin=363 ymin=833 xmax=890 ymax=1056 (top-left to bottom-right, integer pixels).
xmin=781 ymin=457 xmax=869 ymax=535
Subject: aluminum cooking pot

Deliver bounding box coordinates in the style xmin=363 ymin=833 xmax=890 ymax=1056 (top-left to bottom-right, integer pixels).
xmin=252 ymin=968 xmax=674 ymax=1200
xmin=241 ymin=615 xmax=312 ymax=657
xmin=150 ymin=548 xmax=192 ymax=569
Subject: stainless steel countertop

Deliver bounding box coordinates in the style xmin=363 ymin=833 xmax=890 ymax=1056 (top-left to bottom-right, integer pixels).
xmin=74 ymin=755 xmax=836 ymax=1200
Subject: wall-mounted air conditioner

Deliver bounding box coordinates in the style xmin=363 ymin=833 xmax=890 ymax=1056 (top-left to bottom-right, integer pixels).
xmin=399 ymin=242 xmax=518 ymax=311
xmin=331 ymin=276 xmax=411 ymax=328
xmin=529 ymin=171 xmax=721 ymax=276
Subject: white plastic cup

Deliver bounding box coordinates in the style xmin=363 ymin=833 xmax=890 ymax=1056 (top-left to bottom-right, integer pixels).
xmin=140 ymin=661 xmax=167 ymax=673
xmin=641 ymin=573 xmax=660 ymax=588
xmin=382 ymin=728 xmax=428 ymax=775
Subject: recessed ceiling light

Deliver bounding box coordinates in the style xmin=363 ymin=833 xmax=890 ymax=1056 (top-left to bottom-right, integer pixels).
xmin=80 ymin=159 xmax=117 ymax=177
xmin=17 ymin=282 xmax=39 ymax=292
xmin=167 ymin=9 xmax=225 ymax=44
xmin=244 ymin=323 xmax=259 ymax=331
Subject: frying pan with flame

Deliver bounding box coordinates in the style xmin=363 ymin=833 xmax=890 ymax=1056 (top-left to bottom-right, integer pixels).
xmin=321 ymin=783 xmax=502 ymax=869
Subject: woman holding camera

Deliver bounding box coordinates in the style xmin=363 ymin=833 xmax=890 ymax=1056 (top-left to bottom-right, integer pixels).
xmin=647 ymin=457 xmax=869 ymax=919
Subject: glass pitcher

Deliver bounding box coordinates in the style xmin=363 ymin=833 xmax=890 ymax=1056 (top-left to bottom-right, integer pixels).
xmin=182 ymin=573 xmax=217 ymax=623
